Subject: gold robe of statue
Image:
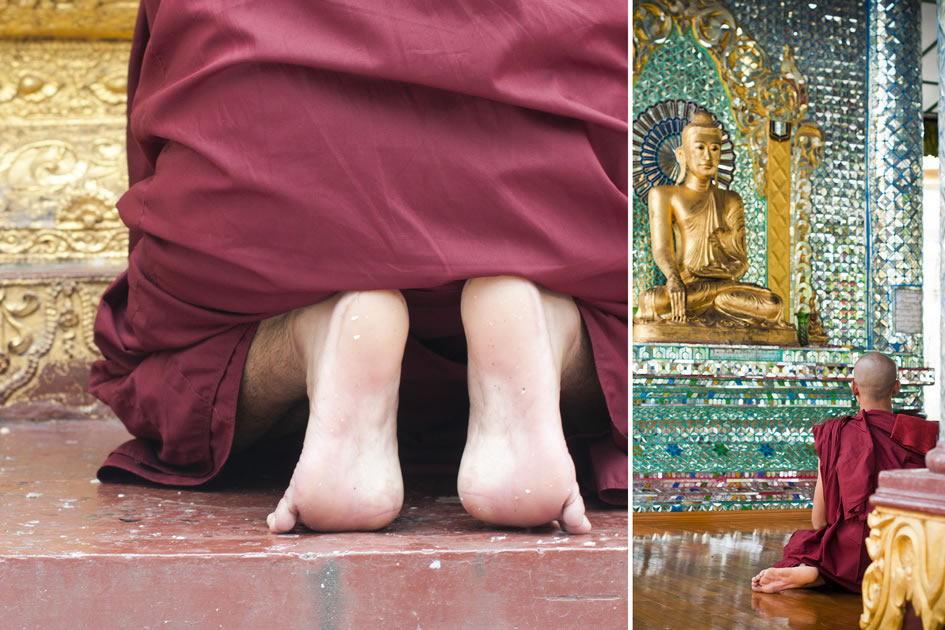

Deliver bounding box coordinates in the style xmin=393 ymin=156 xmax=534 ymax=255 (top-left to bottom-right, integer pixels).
xmin=634 ymin=111 xmax=795 ymax=345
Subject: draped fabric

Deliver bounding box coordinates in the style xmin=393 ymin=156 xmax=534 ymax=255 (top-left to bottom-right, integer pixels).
xmin=772 ymin=410 xmax=937 ymax=592
xmin=674 ymin=187 xmax=744 ymax=283
xmin=89 ymin=0 xmax=628 ymax=504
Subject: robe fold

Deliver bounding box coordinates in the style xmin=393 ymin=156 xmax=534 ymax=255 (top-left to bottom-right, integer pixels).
xmin=89 ymin=0 xmax=628 ymax=504
xmin=772 ymin=409 xmax=938 ymax=592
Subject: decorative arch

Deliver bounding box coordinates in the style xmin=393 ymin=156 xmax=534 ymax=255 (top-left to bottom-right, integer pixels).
xmin=632 ymin=0 xmax=824 ymax=328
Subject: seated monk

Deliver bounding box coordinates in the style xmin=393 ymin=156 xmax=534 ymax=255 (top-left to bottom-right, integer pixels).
xmin=88 ymin=1 xmax=627 ymax=534
xmin=636 ymin=111 xmax=785 ymax=327
xmin=752 ymin=352 xmax=939 ymax=593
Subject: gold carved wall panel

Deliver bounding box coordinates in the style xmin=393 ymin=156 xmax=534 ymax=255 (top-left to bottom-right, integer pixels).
xmin=0 ymin=40 xmax=130 ymax=263
xmin=0 ymin=276 xmax=114 ymax=418
xmin=0 ymin=1 xmax=137 ymax=40
xmin=1 ymin=10 xmax=133 ymax=417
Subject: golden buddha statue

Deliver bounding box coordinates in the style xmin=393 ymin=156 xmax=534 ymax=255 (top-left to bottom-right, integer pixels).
xmin=633 ymin=110 xmax=796 ymax=345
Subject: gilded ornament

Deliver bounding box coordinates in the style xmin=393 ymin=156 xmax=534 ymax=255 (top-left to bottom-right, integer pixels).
xmin=0 ymin=1 xmax=137 ymax=39
xmin=0 ymin=39 xmax=129 ymax=262
xmin=633 ymin=3 xmax=674 ymax=80
xmin=861 ymin=505 xmax=945 ymax=630
xmin=0 ymin=276 xmax=116 ymax=408
xmin=0 ymin=41 xmax=129 ymax=121
xmin=632 ymin=0 xmax=808 ymax=194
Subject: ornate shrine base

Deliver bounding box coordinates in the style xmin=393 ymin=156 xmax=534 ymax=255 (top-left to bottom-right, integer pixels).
xmin=633 ymin=343 xmax=933 ymax=512
xmin=633 ymin=320 xmax=799 ymax=346
xmin=861 ymin=468 xmax=945 ymax=630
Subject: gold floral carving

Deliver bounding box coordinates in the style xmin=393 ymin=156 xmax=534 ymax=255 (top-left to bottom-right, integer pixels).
xmin=632 ymin=0 xmax=809 ymax=194
xmin=0 ymin=228 xmax=127 ymax=261
xmin=861 ymin=505 xmax=945 ymax=630
xmin=0 ymin=41 xmax=130 ymax=121
xmin=632 ymin=2 xmax=674 ymax=81
xmin=0 ymin=275 xmax=116 ymax=408
xmin=0 ymin=40 xmax=129 ymax=261
xmin=0 ymin=1 xmax=136 ymax=40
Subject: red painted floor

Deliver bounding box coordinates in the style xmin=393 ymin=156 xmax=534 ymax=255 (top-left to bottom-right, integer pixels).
xmin=0 ymin=419 xmax=628 ymax=629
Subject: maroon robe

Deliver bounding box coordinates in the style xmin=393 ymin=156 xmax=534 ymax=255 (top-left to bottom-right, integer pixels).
xmin=773 ymin=409 xmax=939 ymax=592
xmin=88 ymin=0 xmax=628 ymax=504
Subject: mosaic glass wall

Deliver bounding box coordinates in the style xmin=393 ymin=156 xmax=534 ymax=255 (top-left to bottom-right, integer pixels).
xmin=632 ymin=344 xmax=933 ymax=511
xmin=729 ymin=0 xmax=871 ymax=348
xmin=632 ymin=28 xmax=767 ymax=307
xmin=631 ymin=1 xmax=929 ymax=511
xmin=867 ymin=0 xmax=923 ymax=355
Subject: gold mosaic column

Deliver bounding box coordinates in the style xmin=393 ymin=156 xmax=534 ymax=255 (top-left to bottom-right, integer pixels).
xmin=0 ymin=2 xmax=135 ymax=418
xmin=767 ymin=122 xmax=792 ymax=323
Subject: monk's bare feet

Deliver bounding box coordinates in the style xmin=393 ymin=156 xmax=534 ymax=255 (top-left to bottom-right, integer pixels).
xmin=751 ymin=566 xmax=824 ymax=593
xmin=457 ymin=276 xmax=592 ymax=534
xmin=267 ymin=290 xmax=408 ymax=533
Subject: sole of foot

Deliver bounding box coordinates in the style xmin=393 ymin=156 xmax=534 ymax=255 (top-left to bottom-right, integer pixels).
xmin=751 ymin=566 xmax=822 ymax=593
xmin=268 ymin=289 xmax=408 ymax=533
xmin=457 ymin=276 xmax=591 ymax=534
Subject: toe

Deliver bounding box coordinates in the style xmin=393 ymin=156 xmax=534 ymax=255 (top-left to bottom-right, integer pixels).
xmin=268 ymin=493 xmax=299 ymax=534
xmin=559 ymin=486 xmax=592 ymax=534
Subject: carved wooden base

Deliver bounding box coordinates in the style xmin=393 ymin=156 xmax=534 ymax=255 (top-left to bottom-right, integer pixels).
xmin=861 ymin=470 xmax=945 ymax=630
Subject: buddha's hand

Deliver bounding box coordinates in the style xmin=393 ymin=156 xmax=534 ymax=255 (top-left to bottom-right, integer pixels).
xmin=666 ymin=277 xmax=687 ymax=322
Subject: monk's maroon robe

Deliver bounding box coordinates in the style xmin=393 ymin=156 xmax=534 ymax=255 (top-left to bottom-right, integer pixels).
xmin=773 ymin=410 xmax=938 ymax=592
xmin=88 ymin=0 xmax=628 ymax=504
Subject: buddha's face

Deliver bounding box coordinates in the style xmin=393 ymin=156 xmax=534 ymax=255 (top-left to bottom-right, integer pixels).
xmin=677 ymin=129 xmax=722 ymax=181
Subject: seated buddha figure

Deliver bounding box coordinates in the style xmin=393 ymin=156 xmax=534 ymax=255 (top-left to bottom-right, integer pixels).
xmin=635 ymin=111 xmax=790 ymax=339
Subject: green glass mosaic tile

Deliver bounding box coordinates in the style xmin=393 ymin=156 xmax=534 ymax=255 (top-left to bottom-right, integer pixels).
xmin=633 ymin=405 xmax=829 ymax=474
xmin=866 ymin=0 xmax=923 ymax=355
xmin=728 ymin=0 xmax=870 ymax=349
xmin=631 ymin=343 xmax=934 ymax=385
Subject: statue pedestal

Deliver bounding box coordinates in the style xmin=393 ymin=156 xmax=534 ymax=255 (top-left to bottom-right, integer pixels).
xmin=633 ymin=320 xmax=798 ymax=345
xmin=632 ymin=343 xmax=933 ymax=513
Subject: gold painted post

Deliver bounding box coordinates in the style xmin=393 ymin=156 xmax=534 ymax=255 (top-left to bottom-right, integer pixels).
xmin=767 ymin=121 xmax=793 ymax=323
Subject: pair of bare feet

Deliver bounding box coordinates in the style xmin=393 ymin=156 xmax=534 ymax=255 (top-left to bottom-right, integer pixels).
xmin=751 ymin=565 xmax=823 ymax=593
xmin=253 ymin=276 xmax=593 ymax=534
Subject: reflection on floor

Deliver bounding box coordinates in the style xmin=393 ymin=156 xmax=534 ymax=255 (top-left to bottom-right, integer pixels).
xmin=633 ymin=512 xmax=863 ymax=630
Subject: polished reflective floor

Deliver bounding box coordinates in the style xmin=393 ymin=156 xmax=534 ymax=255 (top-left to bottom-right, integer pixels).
xmin=633 ymin=511 xmax=864 ymax=629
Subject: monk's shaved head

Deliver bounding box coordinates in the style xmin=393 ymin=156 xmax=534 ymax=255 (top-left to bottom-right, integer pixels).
xmin=853 ymin=352 xmax=898 ymax=400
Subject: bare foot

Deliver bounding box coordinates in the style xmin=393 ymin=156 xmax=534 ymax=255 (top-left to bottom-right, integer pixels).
xmin=751 ymin=566 xmax=824 ymax=593
xmin=267 ymin=290 xmax=408 ymax=532
xmin=457 ymin=276 xmax=592 ymax=534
